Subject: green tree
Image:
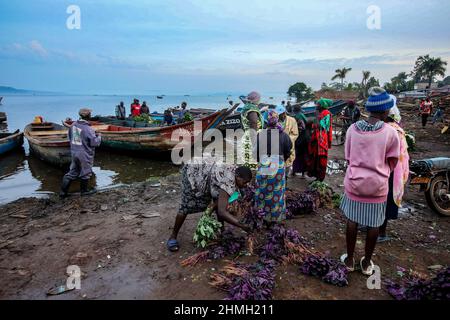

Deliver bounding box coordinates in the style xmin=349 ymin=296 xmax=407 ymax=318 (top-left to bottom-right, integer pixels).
xmin=331 ymin=67 xmax=352 ymax=90
xmin=366 ymin=76 xmax=380 ymax=89
xmin=411 ymin=55 xmax=447 ymax=88
xmin=361 ymin=70 xmax=371 ymax=97
xmin=384 ymin=72 xmax=415 ymax=93
xmin=287 ymin=82 xmax=314 ymax=102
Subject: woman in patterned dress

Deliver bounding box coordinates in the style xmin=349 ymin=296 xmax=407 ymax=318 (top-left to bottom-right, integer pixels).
xmin=254 ymin=110 xmax=292 ymax=223
xmin=240 ymin=91 xmax=264 ymax=168
xmin=166 ymin=157 xmax=253 ymax=252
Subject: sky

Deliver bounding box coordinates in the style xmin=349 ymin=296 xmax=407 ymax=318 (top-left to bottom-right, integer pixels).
xmin=0 ymin=0 xmax=449 ymax=95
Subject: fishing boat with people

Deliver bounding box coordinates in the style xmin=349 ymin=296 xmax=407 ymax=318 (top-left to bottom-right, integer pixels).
xmin=64 ymin=107 xmax=233 ymax=154
xmin=94 ymin=107 xmax=219 ymax=128
xmin=0 ymin=130 xmax=24 ymax=156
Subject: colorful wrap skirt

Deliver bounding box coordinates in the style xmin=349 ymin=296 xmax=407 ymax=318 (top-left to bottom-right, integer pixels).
xmin=255 ymin=156 xmax=287 ymax=223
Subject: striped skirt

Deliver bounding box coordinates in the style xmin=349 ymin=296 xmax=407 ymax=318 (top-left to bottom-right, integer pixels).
xmin=340 ymin=194 xmax=386 ymax=227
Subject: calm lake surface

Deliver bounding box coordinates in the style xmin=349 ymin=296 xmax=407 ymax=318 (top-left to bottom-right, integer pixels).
xmin=0 ymin=94 xmax=286 ymax=204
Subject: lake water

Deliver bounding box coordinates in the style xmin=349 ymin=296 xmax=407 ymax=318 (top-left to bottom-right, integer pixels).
xmin=0 ymin=94 xmax=286 ymax=204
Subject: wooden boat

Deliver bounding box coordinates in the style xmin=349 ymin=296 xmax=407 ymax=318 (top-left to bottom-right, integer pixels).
xmin=0 ymin=112 xmax=6 ymax=123
xmin=65 ymin=107 xmax=232 ymax=154
xmin=218 ymin=100 xmax=348 ymax=131
xmin=24 ymin=123 xmax=72 ymax=167
xmin=0 ymin=130 xmax=24 ymax=156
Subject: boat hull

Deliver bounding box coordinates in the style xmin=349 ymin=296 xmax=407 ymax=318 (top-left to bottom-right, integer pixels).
xmin=0 ymin=131 xmax=24 ymax=156
xmin=28 ymin=142 xmax=72 ymax=167
xmin=82 ymin=108 xmax=230 ymax=154
xmin=24 ymin=123 xmax=71 ymax=167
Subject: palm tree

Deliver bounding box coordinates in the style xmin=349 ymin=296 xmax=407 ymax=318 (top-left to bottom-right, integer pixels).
xmin=361 ymin=70 xmax=371 ymax=97
xmin=331 ymin=67 xmax=352 ymax=90
xmin=391 ymin=72 xmax=408 ymax=92
xmin=412 ymin=55 xmax=447 ymax=88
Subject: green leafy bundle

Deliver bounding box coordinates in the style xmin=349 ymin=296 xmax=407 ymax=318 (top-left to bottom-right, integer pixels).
xmin=193 ymin=208 xmax=223 ymax=248
xmin=133 ymin=114 xmax=154 ymax=123
xmin=184 ymin=112 xmax=194 ymax=122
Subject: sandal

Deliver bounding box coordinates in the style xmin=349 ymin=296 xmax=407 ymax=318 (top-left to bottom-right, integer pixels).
xmin=166 ymin=239 xmax=180 ymax=252
xmin=360 ymin=257 xmax=375 ymax=276
xmin=377 ymin=235 xmax=392 ymax=243
xmin=340 ymin=253 xmax=355 ymax=272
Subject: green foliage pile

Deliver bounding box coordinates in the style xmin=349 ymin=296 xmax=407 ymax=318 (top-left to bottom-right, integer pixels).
xmin=193 ymin=207 xmax=223 ymax=248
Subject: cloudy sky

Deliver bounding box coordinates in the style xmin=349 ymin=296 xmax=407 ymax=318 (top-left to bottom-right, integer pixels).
xmin=0 ymin=0 xmax=449 ymax=94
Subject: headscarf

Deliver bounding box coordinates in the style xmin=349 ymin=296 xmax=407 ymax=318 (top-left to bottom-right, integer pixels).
xmin=295 ymin=111 xmax=307 ymax=123
xmin=246 ymin=91 xmax=261 ymax=104
xmin=388 ymin=94 xmax=402 ymax=123
xmin=316 ymin=98 xmax=333 ymax=109
xmin=267 ymin=110 xmax=283 ymax=132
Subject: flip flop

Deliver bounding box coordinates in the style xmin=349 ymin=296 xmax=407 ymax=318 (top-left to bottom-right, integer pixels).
xmin=167 ymin=239 xmax=179 ymax=252
xmin=360 ymin=257 xmax=375 ymax=276
xmin=340 ymin=253 xmax=355 ymax=272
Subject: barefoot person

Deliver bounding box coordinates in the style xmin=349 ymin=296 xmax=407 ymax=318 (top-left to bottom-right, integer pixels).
xmin=60 ymin=108 xmax=101 ymax=198
xmin=166 ymin=158 xmax=253 ymax=252
xmin=340 ymin=87 xmax=400 ymax=275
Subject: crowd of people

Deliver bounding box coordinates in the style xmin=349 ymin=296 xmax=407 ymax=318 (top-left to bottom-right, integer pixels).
xmin=114 ymin=99 xmax=191 ymax=125
xmin=59 ymin=89 xmax=442 ymax=277
xmin=166 ymin=87 xmax=415 ymax=277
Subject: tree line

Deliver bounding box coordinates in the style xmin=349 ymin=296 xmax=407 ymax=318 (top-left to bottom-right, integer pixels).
xmin=288 ymin=55 xmax=448 ymax=102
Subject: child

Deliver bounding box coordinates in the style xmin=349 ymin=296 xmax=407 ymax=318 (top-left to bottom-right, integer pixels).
xmin=340 ymin=87 xmax=400 ymax=275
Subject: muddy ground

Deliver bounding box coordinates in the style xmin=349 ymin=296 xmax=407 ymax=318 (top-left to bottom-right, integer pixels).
xmin=0 ymin=105 xmax=449 ymax=300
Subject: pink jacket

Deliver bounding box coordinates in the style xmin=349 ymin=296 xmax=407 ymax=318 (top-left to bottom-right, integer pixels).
xmin=344 ymin=123 xmax=400 ymax=203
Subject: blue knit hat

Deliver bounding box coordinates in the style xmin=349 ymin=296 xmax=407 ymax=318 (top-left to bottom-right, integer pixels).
xmin=365 ymin=87 xmax=394 ymax=112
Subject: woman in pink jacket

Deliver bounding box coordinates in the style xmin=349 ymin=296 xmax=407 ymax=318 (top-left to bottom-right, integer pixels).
xmin=340 ymin=88 xmax=400 ymax=276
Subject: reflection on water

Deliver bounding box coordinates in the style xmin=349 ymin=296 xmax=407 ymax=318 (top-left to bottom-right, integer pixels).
xmin=0 ymin=148 xmax=179 ymax=204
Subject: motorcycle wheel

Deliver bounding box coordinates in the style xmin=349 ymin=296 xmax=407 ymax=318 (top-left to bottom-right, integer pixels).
xmin=425 ymin=176 xmax=450 ymax=216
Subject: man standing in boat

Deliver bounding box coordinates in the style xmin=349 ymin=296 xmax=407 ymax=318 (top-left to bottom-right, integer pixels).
xmin=131 ymin=99 xmax=141 ymax=117
xmin=60 ymin=108 xmax=101 ymax=198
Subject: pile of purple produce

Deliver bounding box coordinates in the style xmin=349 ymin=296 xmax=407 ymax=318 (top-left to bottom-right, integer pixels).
xmin=210 ymin=260 xmax=277 ymax=300
xmin=285 ymin=190 xmax=320 ymax=218
xmin=385 ymin=266 xmax=450 ymax=300
xmin=300 ymin=254 xmax=349 ymax=287
xmin=181 ymin=230 xmax=246 ymax=266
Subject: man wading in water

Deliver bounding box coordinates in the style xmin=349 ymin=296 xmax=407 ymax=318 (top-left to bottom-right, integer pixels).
xmin=60 ymin=108 xmax=101 ymax=198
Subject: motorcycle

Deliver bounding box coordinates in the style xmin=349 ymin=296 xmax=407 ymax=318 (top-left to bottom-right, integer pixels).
xmin=409 ymin=157 xmax=450 ymax=216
